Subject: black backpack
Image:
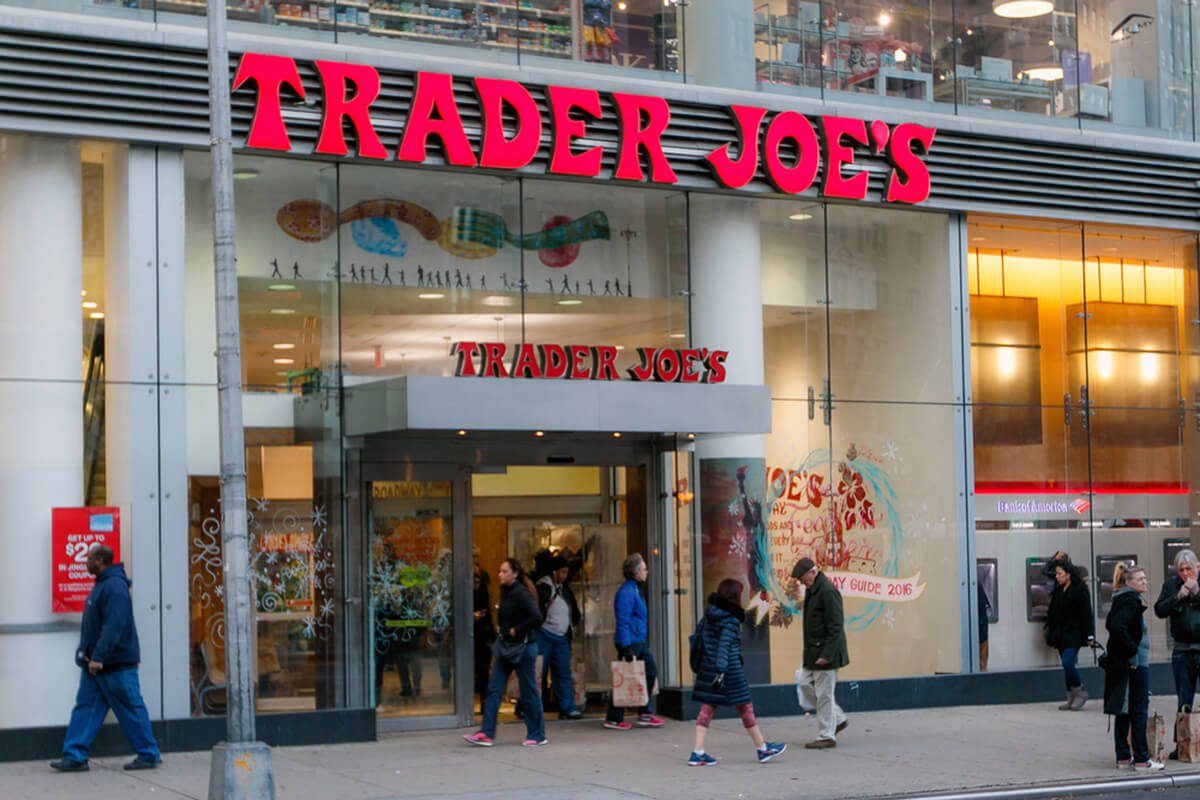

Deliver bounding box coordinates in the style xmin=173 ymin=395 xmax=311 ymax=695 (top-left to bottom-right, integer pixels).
xmin=688 ymin=617 xmax=707 ymax=673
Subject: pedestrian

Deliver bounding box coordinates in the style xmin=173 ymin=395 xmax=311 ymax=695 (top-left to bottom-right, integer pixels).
xmin=604 ymin=553 xmax=665 ymax=730
xmin=472 ymin=562 xmax=495 ymax=710
xmin=49 ymin=545 xmax=162 ymax=772
xmin=790 ymin=557 xmax=849 ymax=749
xmin=536 ymin=554 xmax=584 ymax=720
xmin=687 ymin=578 xmax=786 ymax=766
xmin=1104 ymin=562 xmax=1162 ymax=771
xmin=1045 ymin=560 xmax=1094 ymax=710
xmin=1153 ymin=548 xmax=1200 ymax=760
xmin=978 ymin=582 xmax=991 ymax=672
xmin=464 ymin=558 xmax=547 ymax=747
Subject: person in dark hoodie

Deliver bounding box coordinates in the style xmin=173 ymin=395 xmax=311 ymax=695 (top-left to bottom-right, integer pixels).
xmin=50 ymin=545 xmax=161 ymax=772
xmin=687 ymin=578 xmax=786 ymax=766
xmin=464 ymin=558 xmax=547 ymax=747
xmin=1045 ymin=560 xmax=1094 ymax=710
xmin=1104 ymin=562 xmax=1162 ymax=771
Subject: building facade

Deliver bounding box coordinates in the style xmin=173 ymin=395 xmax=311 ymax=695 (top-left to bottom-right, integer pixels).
xmin=1 ymin=0 xmax=1199 ymax=755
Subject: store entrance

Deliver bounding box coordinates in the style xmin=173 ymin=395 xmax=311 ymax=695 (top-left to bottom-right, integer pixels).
xmin=470 ymin=465 xmax=647 ymax=720
xmin=358 ymin=436 xmax=666 ymax=733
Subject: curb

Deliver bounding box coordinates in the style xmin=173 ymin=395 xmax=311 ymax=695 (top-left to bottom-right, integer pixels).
xmin=881 ymin=771 xmax=1200 ymax=800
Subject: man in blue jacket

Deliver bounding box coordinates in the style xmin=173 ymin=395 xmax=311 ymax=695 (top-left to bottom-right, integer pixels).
xmin=50 ymin=545 xmax=161 ymax=772
xmin=604 ymin=553 xmax=664 ymax=730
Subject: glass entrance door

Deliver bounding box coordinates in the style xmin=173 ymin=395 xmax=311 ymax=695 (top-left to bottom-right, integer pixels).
xmin=367 ymin=469 xmax=471 ymax=727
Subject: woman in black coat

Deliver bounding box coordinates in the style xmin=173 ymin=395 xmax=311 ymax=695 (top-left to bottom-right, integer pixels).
xmin=687 ymin=579 xmax=786 ymax=766
xmin=1045 ymin=562 xmax=1094 ymax=710
xmin=1103 ymin=563 xmax=1160 ymax=770
xmin=464 ymin=558 xmax=546 ymax=748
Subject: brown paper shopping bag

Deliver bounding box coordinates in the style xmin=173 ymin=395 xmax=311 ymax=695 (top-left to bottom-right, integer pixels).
xmin=1148 ymin=712 xmax=1167 ymax=763
xmin=1176 ymin=706 xmax=1200 ymax=762
xmin=610 ymin=659 xmax=649 ymax=708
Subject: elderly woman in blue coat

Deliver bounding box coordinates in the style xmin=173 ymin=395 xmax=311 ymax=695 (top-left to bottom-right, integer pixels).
xmin=687 ymin=578 xmax=787 ymax=766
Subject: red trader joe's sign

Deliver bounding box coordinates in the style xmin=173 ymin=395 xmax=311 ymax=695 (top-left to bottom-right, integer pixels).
xmin=51 ymin=507 xmax=120 ymax=614
xmin=232 ymin=53 xmax=937 ymax=205
xmin=452 ymin=342 xmax=728 ymax=383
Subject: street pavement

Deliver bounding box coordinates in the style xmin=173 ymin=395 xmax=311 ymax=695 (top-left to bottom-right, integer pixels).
xmin=4 ymin=696 xmax=1200 ymax=800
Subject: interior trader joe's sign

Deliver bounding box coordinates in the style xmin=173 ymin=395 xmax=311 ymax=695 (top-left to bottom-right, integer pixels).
xmin=233 ymin=53 xmax=937 ymax=204
xmin=452 ymin=342 xmax=728 ymax=383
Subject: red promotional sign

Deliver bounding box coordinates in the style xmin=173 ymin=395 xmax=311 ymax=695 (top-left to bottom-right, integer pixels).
xmin=451 ymin=341 xmax=728 ymax=383
xmin=51 ymin=507 xmax=120 ymax=614
xmin=232 ymin=53 xmax=936 ymax=205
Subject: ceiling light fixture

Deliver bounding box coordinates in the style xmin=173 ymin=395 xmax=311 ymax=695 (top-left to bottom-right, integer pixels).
xmin=273 ymin=343 xmax=296 ymax=350
xmin=557 ymin=299 xmax=583 ymax=306
xmin=535 ymin=430 xmax=546 ymax=438
xmin=273 ymin=357 xmax=295 ymax=365
xmin=89 ymin=312 xmax=105 ymax=320
xmin=669 ymin=333 xmax=686 ymax=339
xmin=457 ymin=429 xmax=467 ymax=437
xmin=232 ymin=168 xmax=260 ymax=180
xmin=992 ymin=0 xmax=1053 ymax=18
xmin=482 ymin=295 xmax=515 ymax=307
xmin=878 ymin=11 xmax=891 ymax=25
xmin=788 ymin=212 xmax=814 ymax=221
xmin=81 ymin=289 xmax=87 ymax=297
xmin=82 ymin=301 xmax=98 ymax=309
xmin=1019 ymin=65 xmax=1064 ymax=81
xmin=612 ymin=432 xmax=622 ymax=439
xmin=418 ymin=292 xmax=445 ymax=300
xmin=267 ymin=283 xmax=296 ymax=292
xmin=270 ymin=308 xmax=296 ymax=315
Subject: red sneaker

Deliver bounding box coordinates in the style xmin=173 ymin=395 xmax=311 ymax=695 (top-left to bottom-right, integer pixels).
xmin=603 ymin=720 xmax=633 ymax=731
xmin=463 ymin=731 xmax=493 ymax=747
xmin=637 ymin=714 xmax=665 ymax=728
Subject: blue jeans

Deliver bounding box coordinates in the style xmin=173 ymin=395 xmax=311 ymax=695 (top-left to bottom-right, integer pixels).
xmin=537 ymin=630 xmax=577 ymax=714
xmin=1115 ymin=665 xmax=1150 ymax=763
xmin=480 ymin=642 xmax=544 ymax=740
xmin=1171 ymin=649 xmax=1200 ymax=743
xmin=62 ymin=667 xmax=160 ymax=763
xmin=606 ymin=641 xmax=657 ymax=723
xmin=1059 ymin=647 xmax=1081 ymax=690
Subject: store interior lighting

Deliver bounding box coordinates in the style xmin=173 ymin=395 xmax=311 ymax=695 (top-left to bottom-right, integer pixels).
xmin=1019 ymin=65 xmax=1065 ymax=82
xmin=992 ymin=0 xmax=1054 ymax=18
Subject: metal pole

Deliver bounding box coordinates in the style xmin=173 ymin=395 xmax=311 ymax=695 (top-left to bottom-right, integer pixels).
xmin=204 ymin=4 xmax=275 ymax=799
xmin=205 ymin=0 xmax=255 ymax=746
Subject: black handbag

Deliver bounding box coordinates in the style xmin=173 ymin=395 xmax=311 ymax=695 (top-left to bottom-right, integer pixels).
xmin=494 ymin=637 xmax=527 ymax=665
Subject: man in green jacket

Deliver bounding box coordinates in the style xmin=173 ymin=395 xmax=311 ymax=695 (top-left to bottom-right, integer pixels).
xmin=791 ymin=557 xmax=849 ymax=749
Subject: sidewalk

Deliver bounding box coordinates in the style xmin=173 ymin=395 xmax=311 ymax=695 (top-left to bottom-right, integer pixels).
xmin=4 ymin=697 xmax=1199 ymax=800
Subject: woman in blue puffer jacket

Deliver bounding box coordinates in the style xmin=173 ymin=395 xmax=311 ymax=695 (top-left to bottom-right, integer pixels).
xmin=687 ymin=578 xmax=786 ymax=766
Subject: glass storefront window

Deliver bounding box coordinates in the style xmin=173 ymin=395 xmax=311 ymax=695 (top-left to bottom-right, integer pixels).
xmin=752 ymin=197 xmax=965 ymax=683
xmin=969 ymin=215 xmax=1199 ymax=672
xmin=184 ymin=152 xmax=347 ymax=715
xmin=954 ymin=0 xmax=1079 ymax=125
xmin=1079 ymin=0 xmax=1193 ymax=136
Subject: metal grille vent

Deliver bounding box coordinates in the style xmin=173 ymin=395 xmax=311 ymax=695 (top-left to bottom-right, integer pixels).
xmin=1 ymin=28 xmax=1197 ymax=225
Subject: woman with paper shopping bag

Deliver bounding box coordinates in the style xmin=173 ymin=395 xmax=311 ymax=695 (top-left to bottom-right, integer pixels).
xmin=464 ymin=558 xmax=547 ymax=748
xmin=1103 ymin=563 xmax=1162 ymax=771
xmin=604 ymin=553 xmax=665 ymax=731
xmin=1154 ymin=548 xmax=1200 ymax=759
xmin=686 ymin=578 xmax=786 ymax=766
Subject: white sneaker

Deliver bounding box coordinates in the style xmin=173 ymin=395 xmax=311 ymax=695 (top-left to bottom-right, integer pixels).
xmin=1133 ymin=759 xmax=1165 ymax=772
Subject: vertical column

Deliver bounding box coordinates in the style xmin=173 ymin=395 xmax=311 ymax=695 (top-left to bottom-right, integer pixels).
xmin=689 ymin=195 xmax=772 ymax=683
xmin=682 ymin=0 xmax=757 ymax=91
xmin=103 ymin=145 xmax=169 ymax=718
xmin=0 ymin=135 xmax=84 ymax=727
xmin=155 ymin=149 xmax=192 ymax=720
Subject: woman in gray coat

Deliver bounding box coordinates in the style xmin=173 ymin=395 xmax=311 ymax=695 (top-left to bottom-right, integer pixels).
xmin=687 ymin=578 xmax=786 ymax=766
